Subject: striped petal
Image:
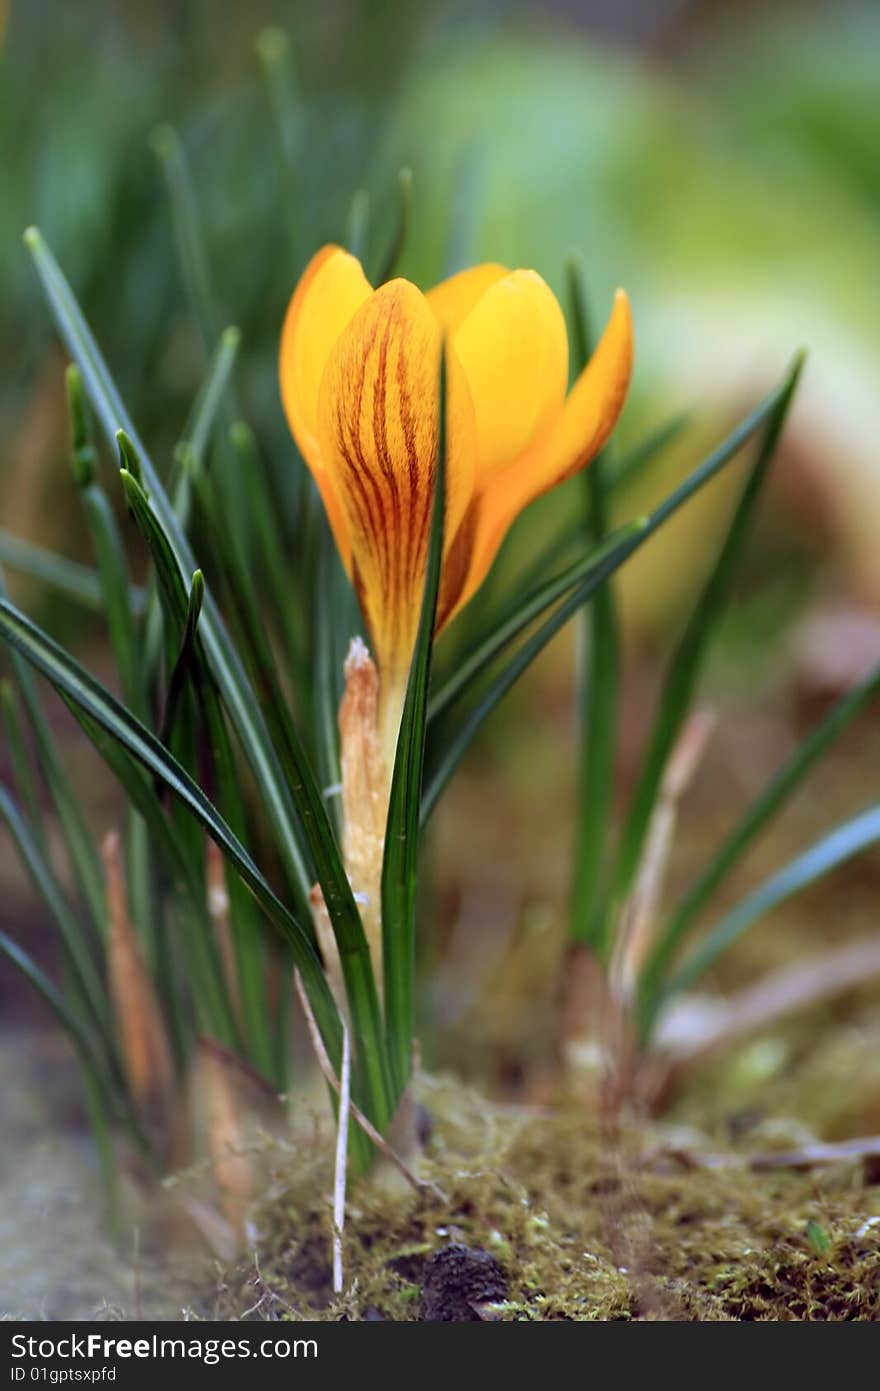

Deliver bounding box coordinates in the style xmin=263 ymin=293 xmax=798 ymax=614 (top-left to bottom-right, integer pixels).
xmin=279 ymin=245 xmax=373 ymax=569
xmin=316 ymin=278 xmax=476 ymax=715
xmin=445 ymin=289 xmax=634 ymax=621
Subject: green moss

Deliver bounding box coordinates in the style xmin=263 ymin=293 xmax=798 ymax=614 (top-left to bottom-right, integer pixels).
xmin=211 ymin=1072 xmax=880 ymax=1321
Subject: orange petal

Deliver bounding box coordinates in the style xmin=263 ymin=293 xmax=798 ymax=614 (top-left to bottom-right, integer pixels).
xmin=316 ymin=279 xmax=476 ymax=706
xmin=445 ymin=289 xmax=634 ymax=622
xmin=451 ymin=268 xmax=568 ymax=478
xmin=426 ymin=262 xmax=509 ymax=332
xmin=279 ymin=245 xmax=373 ymax=568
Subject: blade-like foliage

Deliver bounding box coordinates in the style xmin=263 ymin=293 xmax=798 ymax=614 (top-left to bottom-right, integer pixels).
xmin=0 ymin=530 xmax=143 ymax=613
xmin=611 ymin=354 xmax=805 ymax=919
xmin=640 ymin=657 xmax=880 ymax=1008
xmin=0 ymin=596 xmax=344 ymax=1072
xmin=0 ymin=785 xmax=110 ymax=1038
xmin=566 ymin=258 xmax=621 ymax=951
xmin=651 ymin=804 xmax=880 ymax=1029
xmin=24 ymin=228 xmax=315 ymax=918
xmin=382 ymin=352 xmax=447 ymax=1097
xmin=423 ymin=356 xmax=803 ymax=820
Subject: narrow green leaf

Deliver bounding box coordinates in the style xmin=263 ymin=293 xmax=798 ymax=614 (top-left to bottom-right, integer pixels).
xmin=652 ymin=804 xmax=880 ymax=1026
xmin=1 ymin=569 xmax=106 ymax=932
xmin=68 ymin=364 xmax=145 ymax=718
xmin=181 ymin=326 xmax=241 ymax=468
xmin=492 ymin=409 xmax=690 ymax=621
xmin=0 ymin=928 xmax=112 ymax=1101
xmin=382 ymin=351 xmax=448 ymax=1098
xmin=1 ymin=679 xmax=46 ymax=852
xmin=228 ymin=420 xmax=307 ymax=694
xmin=0 ymin=596 xmax=344 ymax=1073
xmin=157 ymin=567 xmax=205 ymax=752
xmin=610 ymin=409 xmax=692 ymax=492
xmin=641 ymin=658 xmax=880 ymax=1007
xmin=428 ymin=524 xmax=638 ymax=729
xmin=119 ymin=469 xmax=271 ymax=1066
xmin=0 ymin=785 xmax=109 ymax=1038
xmin=0 ymin=929 xmax=147 ymax=1173
xmin=65 ymin=696 xmax=232 ymax=1049
xmin=165 ymin=326 xmax=241 ymax=539
xmin=65 ymin=364 xmax=98 ymax=488
xmin=24 ymin=229 xmax=315 ymax=912
xmin=150 ymin=125 xmax=220 ymax=352
xmin=256 ymin=27 xmax=304 ymax=177
xmin=79 ymin=483 xmax=143 ymax=711
xmin=346 ymin=189 xmax=370 ymax=261
xmin=612 ymin=354 xmax=805 ymax=915
xmin=422 ymin=359 xmax=802 ymax=820
xmin=566 ymin=258 xmax=621 ymax=950
xmin=0 ymin=530 xmax=145 ymax=613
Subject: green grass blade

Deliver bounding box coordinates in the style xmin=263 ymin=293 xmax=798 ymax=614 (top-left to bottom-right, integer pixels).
xmin=120 ymin=471 xmax=276 ymax=1070
xmin=228 ymin=421 xmax=307 ymax=693
xmin=346 ymin=189 xmax=370 ymax=261
xmin=0 ymin=929 xmax=115 ymax=1110
xmin=181 ymin=327 xmax=240 ymax=468
xmin=0 ymin=785 xmax=109 ymax=1038
xmin=157 ymin=568 xmax=205 ymax=752
xmin=24 ymin=229 xmax=315 ymax=914
xmin=609 ymin=410 xmax=692 ymax=492
xmin=0 ymin=929 xmax=146 ymax=1182
xmin=428 ymin=524 xmax=638 ymax=729
xmin=612 ymin=354 xmax=805 ymax=915
xmin=382 ymin=352 xmax=447 ymax=1098
xmin=566 ymin=258 xmax=621 ymax=950
xmin=0 ymin=530 xmax=144 ymax=613
xmin=651 ymin=804 xmax=880 ymax=1028
xmin=0 ymin=596 xmax=344 ymax=1071
xmin=498 ymin=414 xmax=690 ymax=617
xmin=191 ymin=469 xmax=391 ymax=1121
xmin=1 ymin=569 xmax=106 ymax=932
xmin=78 ymin=481 xmax=144 ymax=713
xmin=165 ymin=326 xmax=241 ymax=539
xmin=312 ymin=527 xmax=343 ymax=803
xmin=422 ymin=359 xmax=801 ymax=821
xmin=256 ymin=27 xmax=304 ymax=178
xmin=1 ymin=679 xmax=46 ymax=852
xmin=65 ymin=696 xmax=230 ymax=1051
xmin=641 ymin=659 xmax=880 ymax=1009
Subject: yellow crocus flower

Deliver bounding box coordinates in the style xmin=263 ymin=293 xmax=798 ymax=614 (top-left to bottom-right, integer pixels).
xmin=279 ymin=246 xmax=633 ymax=753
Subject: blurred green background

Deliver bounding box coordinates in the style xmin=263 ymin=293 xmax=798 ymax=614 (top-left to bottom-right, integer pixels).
xmin=3 ymin=0 xmax=880 ymax=636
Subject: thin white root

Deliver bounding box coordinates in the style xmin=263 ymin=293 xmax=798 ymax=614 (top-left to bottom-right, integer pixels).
xmin=294 ymin=971 xmax=446 ymax=1203
xmin=332 ymin=1022 xmax=351 ymax=1295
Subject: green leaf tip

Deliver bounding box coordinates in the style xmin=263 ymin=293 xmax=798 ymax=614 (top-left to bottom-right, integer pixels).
xmin=189 ymin=569 xmax=205 ymax=609
xmin=65 ymin=365 xmax=97 ymax=489
xmin=22 ymin=226 xmax=41 ymax=252
xmin=221 ymin=326 xmax=241 ymax=352
xmin=116 ymin=430 xmax=144 ymax=488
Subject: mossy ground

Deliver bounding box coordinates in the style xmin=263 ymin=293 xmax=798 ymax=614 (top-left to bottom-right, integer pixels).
xmin=210 ymin=1036 xmax=880 ymax=1322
